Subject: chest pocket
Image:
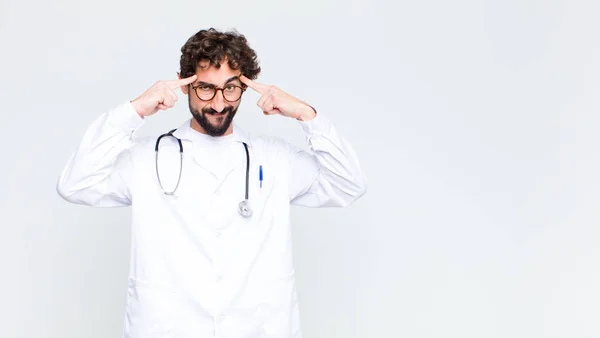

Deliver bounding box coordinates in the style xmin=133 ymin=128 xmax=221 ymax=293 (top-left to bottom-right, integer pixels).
xmin=241 ymin=160 xmax=276 ymax=225
xmin=210 ymin=155 xmax=276 ymax=229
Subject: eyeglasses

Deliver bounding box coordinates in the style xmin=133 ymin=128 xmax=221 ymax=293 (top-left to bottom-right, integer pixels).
xmin=190 ymin=82 xmax=246 ymax=102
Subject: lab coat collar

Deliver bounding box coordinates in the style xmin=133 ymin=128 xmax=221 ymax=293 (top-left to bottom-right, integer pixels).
xmin=171 ymin=118 xmax=252 ymax=147
xmin=171 ymin=118 xmax=251 ymax=181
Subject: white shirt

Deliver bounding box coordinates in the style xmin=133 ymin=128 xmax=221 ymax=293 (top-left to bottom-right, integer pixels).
xmin=56 ymin=102 xmax=367 ymax=338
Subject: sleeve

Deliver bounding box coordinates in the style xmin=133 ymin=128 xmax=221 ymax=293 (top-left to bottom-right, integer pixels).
xmin=56 ymin=102 xmax=145 ymax=207
xmin=288 ymin=113 xmax=367 ymax=207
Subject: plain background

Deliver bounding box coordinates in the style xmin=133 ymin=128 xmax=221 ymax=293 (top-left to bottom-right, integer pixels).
xmin=1 ymin=0 xmax=600 ymax=337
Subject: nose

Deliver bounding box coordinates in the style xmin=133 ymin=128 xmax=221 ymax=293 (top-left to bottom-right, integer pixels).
xmin=210 ymin=89 xmax=226 ymax=113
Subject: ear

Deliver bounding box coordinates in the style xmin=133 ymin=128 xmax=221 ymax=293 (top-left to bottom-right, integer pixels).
xmin=177 ymin=72 xmax=190 ymax=95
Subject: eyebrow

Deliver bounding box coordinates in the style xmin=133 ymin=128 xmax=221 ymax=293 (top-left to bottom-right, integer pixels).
xmin=194 ymin=76 xmax=241 ymax=87
xmin=225 ymin=76 xmax=241 ymax=84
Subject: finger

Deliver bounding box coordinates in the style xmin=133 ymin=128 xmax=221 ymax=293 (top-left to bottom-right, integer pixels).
xmin=165 ymin=88 xmax=178 ymax=103
xmin=157 ymin=103 xmax=169 ymax=111
xmin=167 ymin=74 xmax=197 ymax=89
xmin=240 ymin=75 xmax=269 ymax=94
xmin=161 ymin=101 xmax=174 ymax=110
xmin=258 ymin=94 xmax=275 ymax=112
xmin=261 ymin=96 xmax=277 ymax=115
xmin=263 ymin=108 xmax=281 ymax=116
xmin=263 ymin=99 xmax=275 ymax=112
xmin=162 ymin=96 xmax=175 ymax=108
xmin=257 ymin=94 xmax=270 ymax=110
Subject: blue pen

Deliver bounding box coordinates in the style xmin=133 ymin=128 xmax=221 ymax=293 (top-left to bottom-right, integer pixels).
xmin=259 ymin=165 xmax=263 ymax=188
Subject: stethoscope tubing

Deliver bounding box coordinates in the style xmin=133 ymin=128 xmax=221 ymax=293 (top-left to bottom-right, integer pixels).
xmin=154 ymin=129 xmax=252 ymax=217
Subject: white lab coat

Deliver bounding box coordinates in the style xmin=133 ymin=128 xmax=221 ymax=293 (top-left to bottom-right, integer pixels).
xmin=56 ymin=102 xmax=367 ymax=338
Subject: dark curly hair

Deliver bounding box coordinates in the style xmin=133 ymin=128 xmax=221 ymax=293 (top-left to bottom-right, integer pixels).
xmin=179 ymin=28 xmax=261 ymax=80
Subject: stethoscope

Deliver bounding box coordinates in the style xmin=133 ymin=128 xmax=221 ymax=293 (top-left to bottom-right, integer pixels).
xmin=154 ymin=129 xmax=253 ymax=218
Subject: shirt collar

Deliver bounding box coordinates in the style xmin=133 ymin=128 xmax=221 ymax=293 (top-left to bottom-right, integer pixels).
xmin=171 ymin=118 xmax=251 ymax=147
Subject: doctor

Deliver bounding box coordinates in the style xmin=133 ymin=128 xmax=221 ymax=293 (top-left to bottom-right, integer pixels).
xmin=57 ymin=27 xmax=366 ymax=338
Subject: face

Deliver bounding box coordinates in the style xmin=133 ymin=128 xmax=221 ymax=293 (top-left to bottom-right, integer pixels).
xmin=181 ymin=60 xmax=244 ymax=136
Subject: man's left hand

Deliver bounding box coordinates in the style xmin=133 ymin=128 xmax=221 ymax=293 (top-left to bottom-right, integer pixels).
xmin=240 ymin=75 xmax=316 ymax=121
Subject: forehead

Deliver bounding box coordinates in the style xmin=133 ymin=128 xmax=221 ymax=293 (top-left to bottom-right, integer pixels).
xmin=195 ymin=60 xmax=240 ymax=84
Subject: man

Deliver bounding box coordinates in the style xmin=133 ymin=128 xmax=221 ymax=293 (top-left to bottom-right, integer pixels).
xmin=57 ymin=27 xmax=366 ymax=338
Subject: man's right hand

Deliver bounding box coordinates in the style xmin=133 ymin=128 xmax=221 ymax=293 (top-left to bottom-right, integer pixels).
xmin=130 ymin=75 xmax=197 ymax=118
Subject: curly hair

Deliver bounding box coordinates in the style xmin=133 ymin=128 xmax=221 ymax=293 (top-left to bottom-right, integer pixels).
xmin=179 ymin=28 xmax=261 ymax=80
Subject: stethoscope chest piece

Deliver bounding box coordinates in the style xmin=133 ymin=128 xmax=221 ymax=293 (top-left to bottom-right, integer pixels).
xmin=238 ymin=199 xmax=253 ymax=218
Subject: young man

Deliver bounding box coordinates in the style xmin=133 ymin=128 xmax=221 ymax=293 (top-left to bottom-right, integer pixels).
xmin=57 ymin=27 xmax=366 ymax=338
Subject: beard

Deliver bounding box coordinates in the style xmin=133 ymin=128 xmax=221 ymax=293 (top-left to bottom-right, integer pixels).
xmin=189 ymin=97 xmax=238 ymax=137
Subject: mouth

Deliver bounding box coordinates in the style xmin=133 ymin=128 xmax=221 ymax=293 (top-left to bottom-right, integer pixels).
xmin=205 ymin=110 xmax=229 ymax=116
xmin=208 ymin=112 xmax=228 ymax=124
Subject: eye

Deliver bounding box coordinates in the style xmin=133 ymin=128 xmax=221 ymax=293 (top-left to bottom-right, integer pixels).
xmin=224 ymin=85 xmax=237 ymax=92
xmin=198 ymin=86 xmax=213 ymax=91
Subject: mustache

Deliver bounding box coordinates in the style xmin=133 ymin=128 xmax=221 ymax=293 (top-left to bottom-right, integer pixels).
xmin=202 ymin=106 xmax=234 ymax=115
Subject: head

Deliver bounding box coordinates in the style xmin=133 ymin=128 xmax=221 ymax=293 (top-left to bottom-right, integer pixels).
xmin=178 ymin=28 xmax=261 ymax=136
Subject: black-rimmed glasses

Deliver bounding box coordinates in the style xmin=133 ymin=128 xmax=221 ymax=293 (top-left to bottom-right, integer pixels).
xmin=190 ymin=82 xmax=246 ymax=102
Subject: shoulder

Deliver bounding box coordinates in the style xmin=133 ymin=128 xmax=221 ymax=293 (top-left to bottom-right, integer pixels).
xmin=247 ymin=133 xmax=302 ymax=159
xmin=126 ymin=134 xmax=163 ymax=163
xmin=131 ymin=135 xmax=157 ymax=151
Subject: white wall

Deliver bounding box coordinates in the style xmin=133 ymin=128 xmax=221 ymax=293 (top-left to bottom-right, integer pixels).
xmin=1 ymin=0 xmax=599 ymax=337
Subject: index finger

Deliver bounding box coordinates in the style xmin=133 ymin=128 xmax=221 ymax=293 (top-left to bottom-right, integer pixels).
xmin=167 ymin=74 xmax=197 ymax=89
xmin=240 ymin=75 xmax=269 ymax=94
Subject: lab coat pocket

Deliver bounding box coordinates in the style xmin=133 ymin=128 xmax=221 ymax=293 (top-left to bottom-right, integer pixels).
xmin=250 ymin=164 xmax=276 ymax=217
xmin=124 ymin=277 xmax=179 ymax=338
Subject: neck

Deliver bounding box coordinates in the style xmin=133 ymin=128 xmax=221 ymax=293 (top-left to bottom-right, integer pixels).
xmin=190 ymin=119 xmax=233 ymax=136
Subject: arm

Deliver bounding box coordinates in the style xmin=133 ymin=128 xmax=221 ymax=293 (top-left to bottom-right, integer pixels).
xmin=56 ymin=75 xmax=198 ymax=207
xmin=289 ymin=113 xmax=367 ymax=207
xmin=238 ymin=75 xmax=367 ymax=207
xmin=56 ymin=102 xmax=143 ymax=207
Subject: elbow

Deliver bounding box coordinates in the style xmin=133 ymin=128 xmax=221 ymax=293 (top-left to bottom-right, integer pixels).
xmin=56 ymin=178 xmax=73 ymax=202
xmin=337 ymin=175 xmax=367 ymax=208
xmin=56 ymin=175 xmax=81 ymax=204
xmin=357 ymin=179 xmax=368 ymax=199
xmin=352 ymin=176 xmax=368 ymax=200
xmin=353 ymin=177 xmax=368 ymax=203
